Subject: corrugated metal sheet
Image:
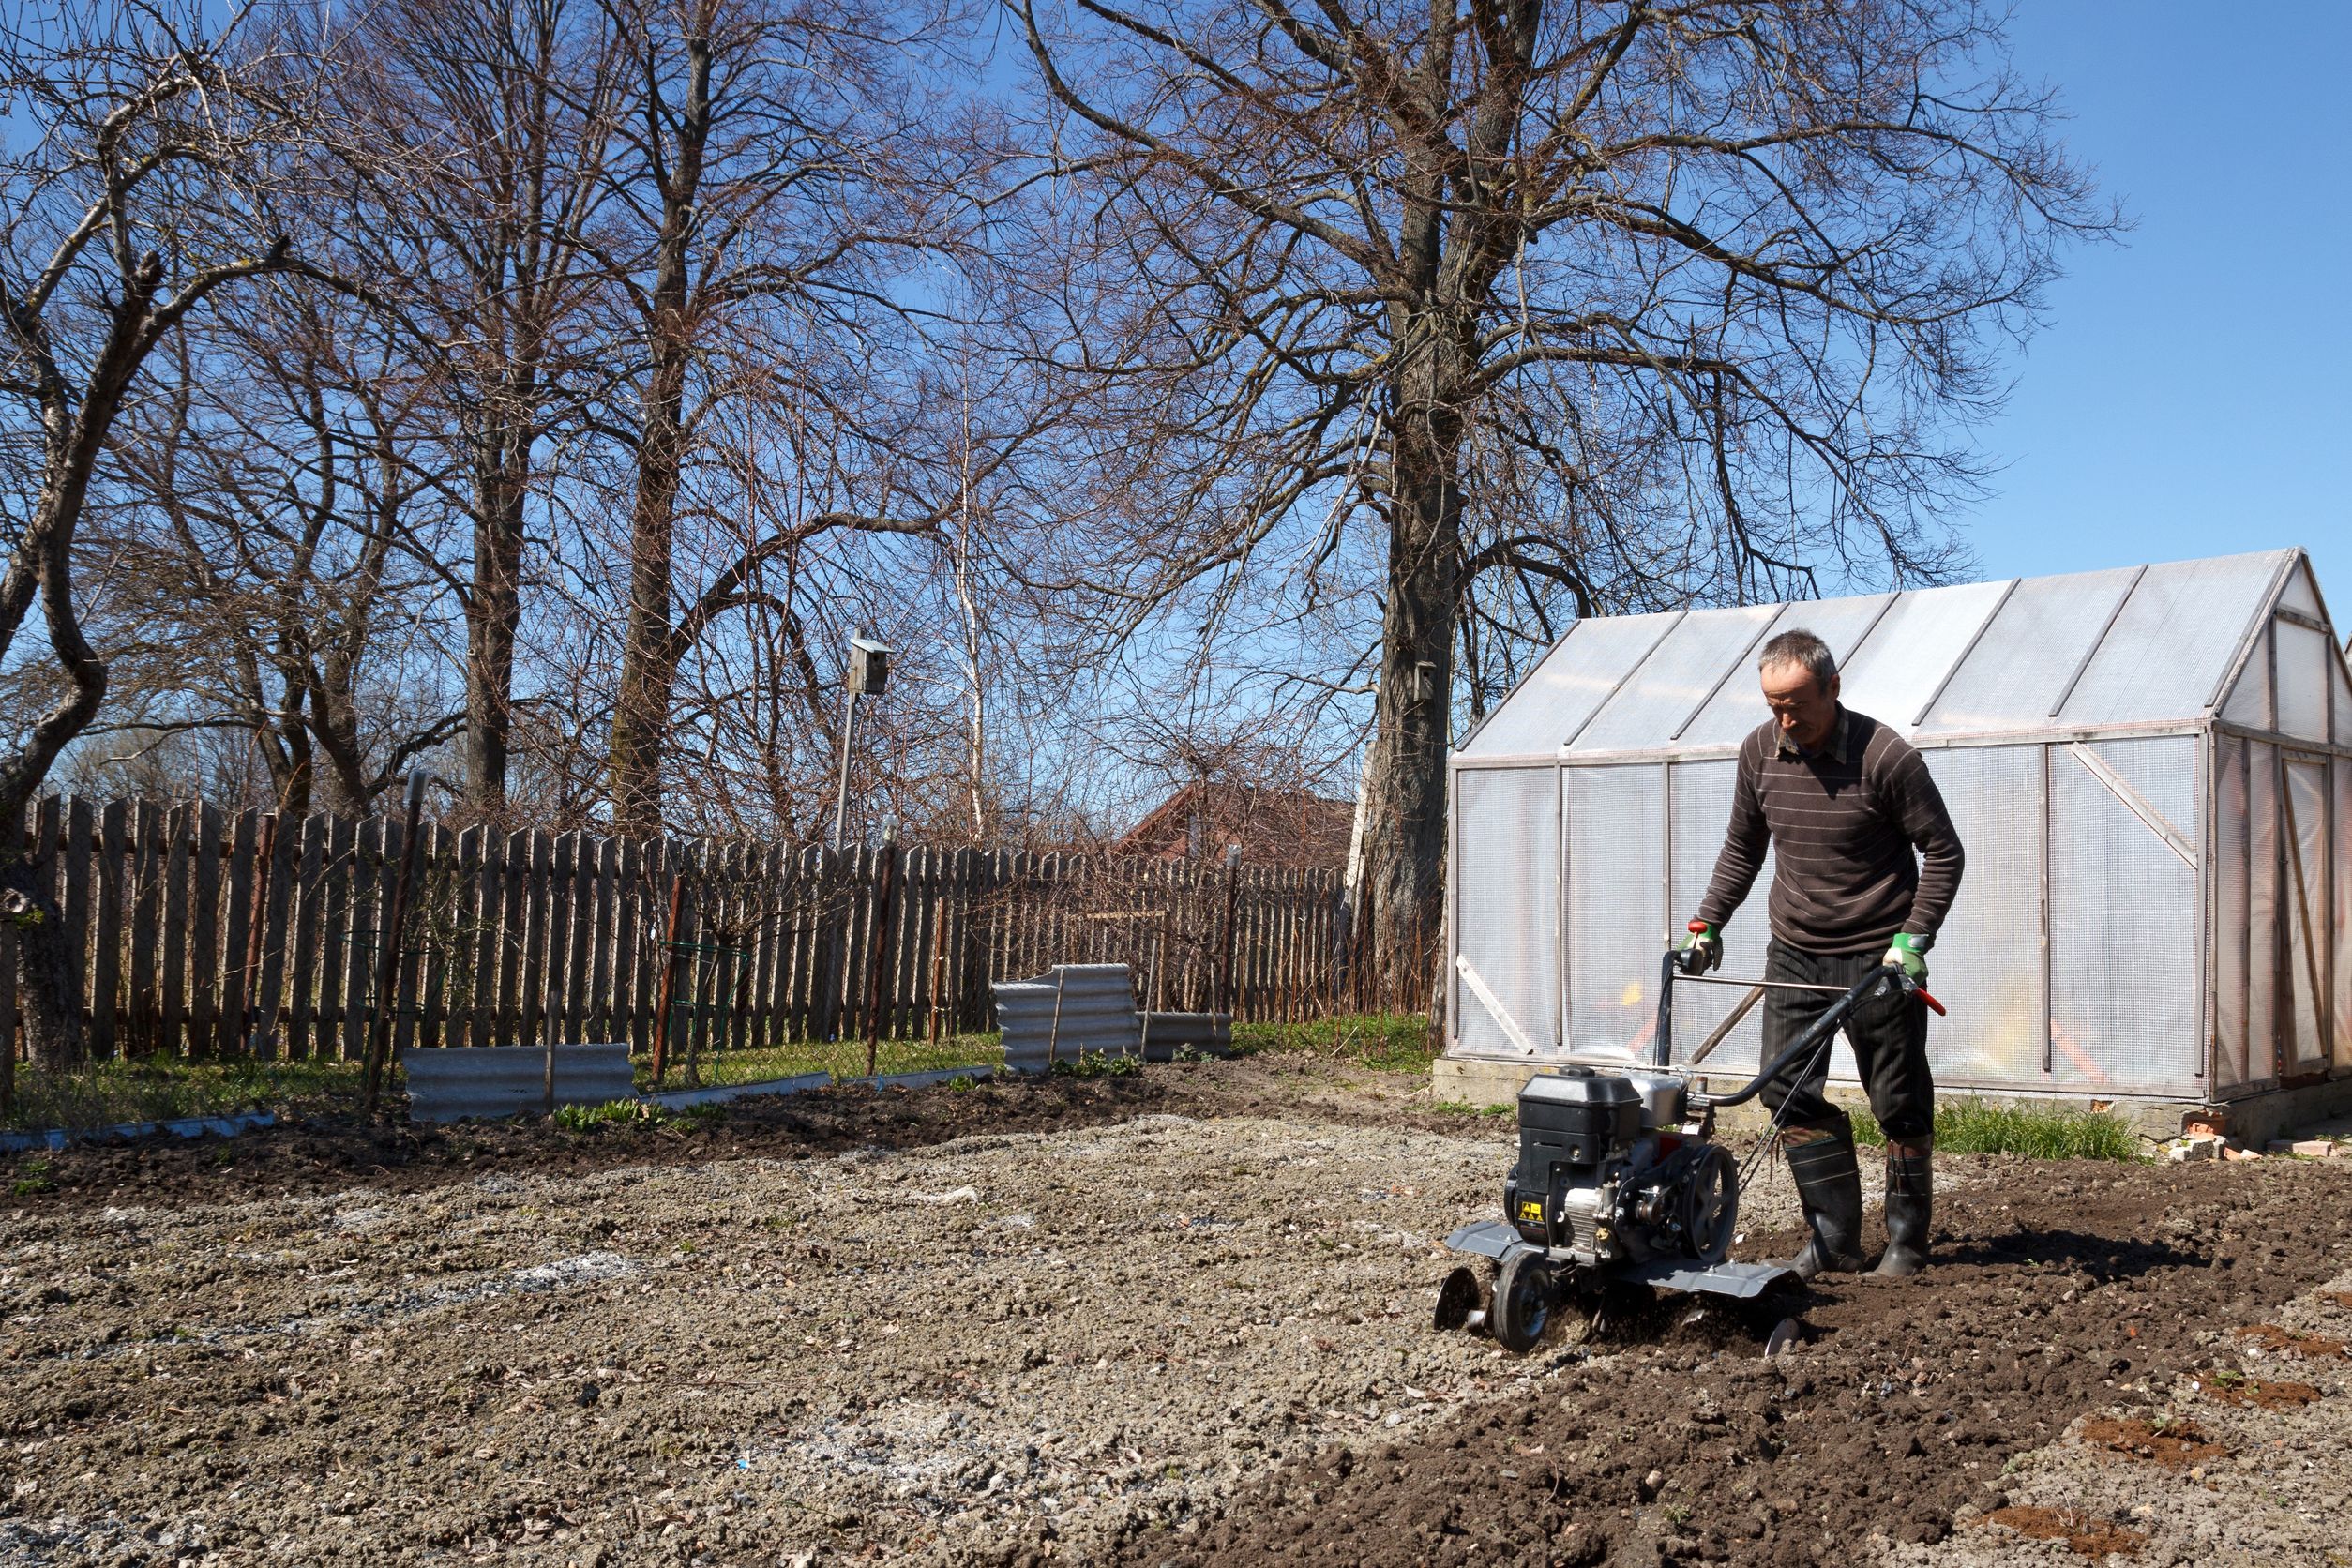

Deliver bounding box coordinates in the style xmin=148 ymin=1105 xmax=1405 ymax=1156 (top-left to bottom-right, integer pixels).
xmin=401 ymin=1045 xmax=636 ymax=1123
xmin=993 ymin=964 xmax=1141 ymax=1073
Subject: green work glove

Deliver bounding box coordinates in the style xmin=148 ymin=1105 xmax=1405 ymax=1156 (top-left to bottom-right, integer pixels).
xmin=1674 ymin=920 xmax=1723 ymax=975
xmin=1882 ymin=932 xmax=1930 ymax=985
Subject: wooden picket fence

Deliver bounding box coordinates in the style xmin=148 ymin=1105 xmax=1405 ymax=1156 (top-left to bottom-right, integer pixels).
xmin=0 ymin=794 xmax=1352 ymax=1064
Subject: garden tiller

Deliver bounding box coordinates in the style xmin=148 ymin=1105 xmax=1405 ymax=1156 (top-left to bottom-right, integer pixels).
xmin=1434 ymin=946 xmax=1945 ymax=1353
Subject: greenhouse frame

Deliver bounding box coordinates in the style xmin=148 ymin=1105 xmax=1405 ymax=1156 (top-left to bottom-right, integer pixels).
xmin=1442 ymin=549 xmax=2352 ymax=1131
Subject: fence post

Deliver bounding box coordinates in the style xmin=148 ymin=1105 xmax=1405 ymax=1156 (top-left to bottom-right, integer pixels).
xmin=864 ymin=826 xmax=899 ymax=1077
xmin=650 ymin=872 xmax=687 ymax=1087
xmin=1218 ymin=843 xmax=1241 ymax=1018
xmin=364 ymin=773 xmax=430 ymax=1116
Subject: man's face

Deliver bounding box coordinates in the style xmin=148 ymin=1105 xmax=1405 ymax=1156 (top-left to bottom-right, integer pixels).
xmin=1760 ymin=659 xmax=1840 ymax=751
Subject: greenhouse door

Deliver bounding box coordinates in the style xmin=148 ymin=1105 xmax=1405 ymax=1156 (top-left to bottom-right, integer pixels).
xmin=2282 ymin=757 xmax=2333 ymax=1075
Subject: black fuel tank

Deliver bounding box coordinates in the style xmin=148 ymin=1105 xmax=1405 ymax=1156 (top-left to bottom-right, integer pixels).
xmin=1516 ymin=1068 xmax=1641 ymax=1166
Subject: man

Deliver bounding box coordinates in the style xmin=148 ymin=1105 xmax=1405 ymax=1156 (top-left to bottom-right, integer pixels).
xmin=1677 ymin=629 xmax=1964 ymax=1279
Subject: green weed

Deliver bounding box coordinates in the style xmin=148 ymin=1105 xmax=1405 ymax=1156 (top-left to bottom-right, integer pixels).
xmin=1849 ymin=1100 xmax=2142 ymax=1161
xmin=1435 ymin=1098 xmax=1512 ymax=1118
xmin=552 ymin=1099 xmax=653 ymax=1132
xmin=1050 ymin=1049 xmax=1141 ymax=1079
xmin=10 ymin=1158 xmax=54 ymax=1196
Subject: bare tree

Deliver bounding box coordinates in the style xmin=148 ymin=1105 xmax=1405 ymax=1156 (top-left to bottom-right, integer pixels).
xmin=0 ymin=1 xmax=349 ymax=1063
xmin=93 ymin=286 xmax=464 ymax=817
xmin=334 ymin=0 xmax=626 ymax=814
xmin=1007 ymin=0 xmax=2110 ymax=982
xmin=596 ymin=0 xmax=995 ymax=836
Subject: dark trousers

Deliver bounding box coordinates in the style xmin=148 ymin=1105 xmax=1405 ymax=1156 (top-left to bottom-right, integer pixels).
xmin=1758 ymin=940 xmax=1934 ymax=1142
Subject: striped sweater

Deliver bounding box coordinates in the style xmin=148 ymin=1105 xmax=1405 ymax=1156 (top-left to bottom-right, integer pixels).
xmin=1696 ymin=707 xmax=1965 ymax=956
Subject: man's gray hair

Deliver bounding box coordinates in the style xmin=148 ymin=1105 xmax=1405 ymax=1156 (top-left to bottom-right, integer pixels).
xmin=1758 ymin=628 xmax=1836 ymax=687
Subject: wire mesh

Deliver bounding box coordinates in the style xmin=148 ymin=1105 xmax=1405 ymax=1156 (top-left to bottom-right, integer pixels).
xmin=1921 ymin=565 xmax=2139 ymax=733
xmin=2222 ymin=622 xmax=2272 ymax=729
xmin=1836 ymin=580 xmax=2013 ymax=735
xmin=1678 ymin=594 xmax=1896 ymax=746
xmin=1460 ymin=611 xmax=1685 ymax=758
xmin=1563 ymin=764 xmax=1665 ymax=1058
xmin=2284 ymin=759 xmax=2329 ymax=1068
xmin=1918 ymin=744 xmax=2049 ymax=1087
xmin=1574 ymin=606 xmax=1779 ymax=752
xmin=1666 ymin=760 xmax=1772 ymax=1075
xmin=1452 ymin=766 xmax=1560 ymax=1056
xmin=2049 ymin=735 xmax=2205 ymax=1094
xmin=2249 ymin=742 xmax=2279 ymax=1081
xmin=2058 ymin=553 xmax=2286 ymax=726
xmin=2336 ymin=759 xmax=2351 ymax=1069
xmin=2215 ymin=736 xmax=2251 ymax=1088
xmin=2276 ymin=621 xmax=2332 ymax=742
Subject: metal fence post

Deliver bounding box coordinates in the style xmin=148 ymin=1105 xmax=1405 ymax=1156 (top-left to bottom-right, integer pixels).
xmin=364 ymin=773 xmax=430 ymax=1116
xmin=651 ymin=873 xmax=688 ymax=1088
xmin=865 ymin=825 xmax=899 ymax=1077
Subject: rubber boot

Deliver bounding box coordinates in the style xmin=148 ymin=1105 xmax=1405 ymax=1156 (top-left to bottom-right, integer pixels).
xmin=1778 ymin=1127 xmax=1867 ymax=1280
xmin=1872 ymin=1147 xmax=1933 ymax=1278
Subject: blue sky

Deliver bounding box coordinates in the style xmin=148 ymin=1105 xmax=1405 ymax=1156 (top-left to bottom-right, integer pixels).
xmin=1972 ymin=2 xmax=2351 ymax=606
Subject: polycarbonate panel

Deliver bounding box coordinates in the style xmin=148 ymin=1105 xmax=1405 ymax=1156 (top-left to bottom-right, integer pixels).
xmin=1460 ymin=611 xmax=1684 ymax=758
xmin=1678 ymin=593 xmax=1897 ymax=746
xmin=2057 ymin=552 xmax=2288 ymax=724
xmin=2222 ymin=623 xmax=2272 ymax=729
xmin=1915 ymin=745 xmax=2047 ymax=1086
xmin=2276 ymin=621 xmax=2331 ymax=741
xmin=2336 ymin=760 xmax=2351 ymax=1069
xmin=2279 ymin=563 xmax=2322 ymax=616
xmin=2331 ymin=644 xmax=2352 ymax=746
xmin=2215 ymin=738 xmax=2251 ymax=1086
xmin=2050 ymin=742 xmax=2203 ymax=1093
xmin=1835 ymin=580 xmax=2013 ymax=734
xmin=2248 ymin=743 xmax=2279 ymax=1081
xmin=2070 ymin=734 xmax=2202 ymax=857
xmin=1574 ymin=605 xmax=1779 ymax=752
xmin=1563 ymin=764 xmax=1666 ymax=1058
xmin=1665 ymin=761 xmax=1773 ymax=1076
xmin=2284 ymin=760 xmax=2329 ymax=1067
xmin=1921 ymin=565 xmax=2140 ymax=733
xmin=1452 ymin=766 xmax=1560 ymax=1056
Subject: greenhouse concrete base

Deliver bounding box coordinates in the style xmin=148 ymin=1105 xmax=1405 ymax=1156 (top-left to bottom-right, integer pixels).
xmin=1430 ymin=1052 xmax=2352 ymax=1146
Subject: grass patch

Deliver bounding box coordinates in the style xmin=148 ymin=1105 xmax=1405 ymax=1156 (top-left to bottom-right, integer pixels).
xmin=630 ymin=1033 xmax=1002 ymax=1093
xmin=1230 ymin=1012 xmax=1435 ymax=1072
xmin=1851 ymin=1099 xmax=2143 ymax=1160
xmin=1435 ymin=1097 xmax=1514 ymax=1118
xmin=4 ymin=1055 xmax=368 ymax=1133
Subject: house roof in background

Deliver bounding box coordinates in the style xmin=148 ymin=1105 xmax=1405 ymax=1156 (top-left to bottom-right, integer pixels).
xmin=1115 ymin=782 xmax=1354 ymax=868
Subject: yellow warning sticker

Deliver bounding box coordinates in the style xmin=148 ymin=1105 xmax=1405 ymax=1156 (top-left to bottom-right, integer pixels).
xmin=1516 ymin=1200 xmax=1544 ymax=1225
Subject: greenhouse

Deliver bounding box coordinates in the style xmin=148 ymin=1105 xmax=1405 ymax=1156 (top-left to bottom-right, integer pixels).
xmin=1443 ymin=548 xmax=2352 ymax=1129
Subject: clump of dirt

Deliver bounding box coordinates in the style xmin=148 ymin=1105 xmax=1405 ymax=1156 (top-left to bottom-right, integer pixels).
xmin=2234 ymin=1322 xmax=2348 ymax=1358
xmin=1141 ymin=1157 xmax=2352 ymax=1567
xmin=1977 ymin=1503 xmax=2147 ymax=1559
xmin=2075 ymin=1414 xmax=2225 ymax=1468
xmin=2191 ymin=1372 xmax=2320 ymax=1410
xmin=2322 ymin=1290 xmax=2352 ymax=1311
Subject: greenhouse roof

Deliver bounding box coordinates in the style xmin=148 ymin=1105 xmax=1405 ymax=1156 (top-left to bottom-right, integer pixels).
xmin=1459 ymin=548 xmax=2335 ymax=760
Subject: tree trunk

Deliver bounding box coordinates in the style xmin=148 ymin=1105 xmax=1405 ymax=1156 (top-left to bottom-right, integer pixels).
xmin=1358 ymin=342 xmax=1468 ymax=997
xmin=2 ymin=869 xmax=82 ymax=1070
xmin=607 ymin=18 xmax=710 ymax=838
xmin=464 ymin=463 xmax=528 ymax=813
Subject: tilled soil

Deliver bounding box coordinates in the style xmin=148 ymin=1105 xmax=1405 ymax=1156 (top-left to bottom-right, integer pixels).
xmin=3 ymin=1055 xmax=2344 ymax=1568
xmin=1 ymin=1053 xmax=1457 ymax=1214
xmin=2 ymin=1057 xmax=1665 ymax=1567
xmin=1145 ymin=1154 xmax=2352 ymax=1568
